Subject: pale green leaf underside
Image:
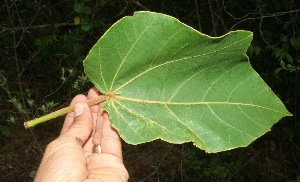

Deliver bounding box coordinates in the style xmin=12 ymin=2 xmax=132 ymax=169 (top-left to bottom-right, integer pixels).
xmin=84 ymin=11 xmax=291 ymax=153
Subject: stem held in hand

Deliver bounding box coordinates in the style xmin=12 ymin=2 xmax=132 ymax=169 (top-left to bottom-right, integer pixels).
xmin=24 ymin=95 xmax=107 ymax=128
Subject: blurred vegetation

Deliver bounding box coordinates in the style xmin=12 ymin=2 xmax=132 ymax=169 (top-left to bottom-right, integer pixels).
xmin=0 ymin=0 xmax=299 ymax=181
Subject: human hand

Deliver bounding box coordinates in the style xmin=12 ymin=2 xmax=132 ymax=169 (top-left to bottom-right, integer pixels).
xmin=34 ymin=88 xmax=129 ymax=182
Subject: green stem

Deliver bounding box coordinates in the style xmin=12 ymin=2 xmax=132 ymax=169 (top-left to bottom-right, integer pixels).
xmin=24 ymin=95 xmax=108 ymax=128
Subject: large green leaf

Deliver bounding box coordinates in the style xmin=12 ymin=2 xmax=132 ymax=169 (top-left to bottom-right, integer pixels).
xmin=84 ymin=12 xmax=291 ymax=153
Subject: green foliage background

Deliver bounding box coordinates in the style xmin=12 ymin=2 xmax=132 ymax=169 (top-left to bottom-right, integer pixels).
xmin=0 ymin=0 xmax=299 ymax=181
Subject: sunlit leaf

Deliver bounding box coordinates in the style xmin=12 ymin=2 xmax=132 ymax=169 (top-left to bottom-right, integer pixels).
xmin=74 ymin=16 xmax=81 ymax=25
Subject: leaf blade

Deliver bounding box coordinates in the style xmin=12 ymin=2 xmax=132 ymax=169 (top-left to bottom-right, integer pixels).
xmin=84 ymin=11 xmax=291 ymax=153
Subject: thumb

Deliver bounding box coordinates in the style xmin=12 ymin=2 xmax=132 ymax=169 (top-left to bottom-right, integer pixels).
xmin=35 ymin=102 xmax=93 ymax=182
xmin=62 ymin=102 xmax=93 ymax=145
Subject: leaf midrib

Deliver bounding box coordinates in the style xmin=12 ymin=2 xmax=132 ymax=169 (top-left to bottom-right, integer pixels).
xmin=111 ymin=95 xmax=290 ymax=115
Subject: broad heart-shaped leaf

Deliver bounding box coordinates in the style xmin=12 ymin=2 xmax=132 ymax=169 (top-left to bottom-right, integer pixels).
xmin=84 ymin=11 xmax=291 ymax=153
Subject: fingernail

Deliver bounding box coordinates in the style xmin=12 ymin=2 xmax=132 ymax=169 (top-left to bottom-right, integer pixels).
xmin=74 ymin=103 xmax=84 ymax=117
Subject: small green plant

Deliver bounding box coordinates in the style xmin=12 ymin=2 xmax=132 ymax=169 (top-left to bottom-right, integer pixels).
xmin=247 ymin=41 xmax=261 ymax=57
xmin=270 ymin=34 xmax=300 ymax=74
xmin=72 ymin=74 xmax=89 ymax=90
xmin=0 ymin=61 xmax=86 ymax=137
xmin=74 ymin=0 xmax=92 ymax=32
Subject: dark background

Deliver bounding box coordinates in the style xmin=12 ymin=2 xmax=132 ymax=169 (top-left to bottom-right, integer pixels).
xmin=0 ymin=0 xmax=299 ymax=181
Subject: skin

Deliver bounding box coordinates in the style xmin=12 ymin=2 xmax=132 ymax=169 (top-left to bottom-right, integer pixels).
xmin=34 ymin=88 xmax=129 ymax=182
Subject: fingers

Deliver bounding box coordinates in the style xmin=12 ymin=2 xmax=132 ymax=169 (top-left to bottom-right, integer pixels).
xmin=61 ymin=102 xmax=94 ymax=145
xmin=61 ymin=87 xmax=99 ymax=135
xmin=60 ymin=87 xmax=123 ymax=159
xmin=61 ymin=94 xmax=87 ymax=135
xmin=100 ymin=111 xmax=123 ymax=159
xmin=87 ymin=87 xmax=102 ymax=113
xmin=92 ymin=109 xmax=104 ymax=146
xmin=83 ymin=87 xmax=102 ymax=151
xmin=87 ymin=87 xmax=123 ymax=159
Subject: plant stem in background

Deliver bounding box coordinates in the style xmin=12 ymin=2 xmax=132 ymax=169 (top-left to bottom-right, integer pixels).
xmin=24 ymin=95 xmax=107 ymax=128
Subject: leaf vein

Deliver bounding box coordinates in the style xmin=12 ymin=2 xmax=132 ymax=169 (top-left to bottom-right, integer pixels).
xmin=110 ymin=16 xmax=160 ymax=92
xmin=98 ymin=46 xmax=108 ymax=92
xmin=206 ymin=104 xmax=255 ymax=139
xmin=237 ymin=105 xmax=268 ymax=129
xmin=201 ymin=60 xmax=243 ymax=101
xmin=110 ymin=100 xmax=145 ymax=140
xmin=226 ymin=68 xmax=253 ymax=101
xmin=168 ymin=60 xmax=230 ymax=102
xmin=114 ymin=99 xmax=169 ymax=135
xmin=113 ymin=34 xmax=252 ymax=93
xmin=164 ymin=104 xmax=208 ymax=149
xmin=149 ymin=26 xmax=185 ymax=68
